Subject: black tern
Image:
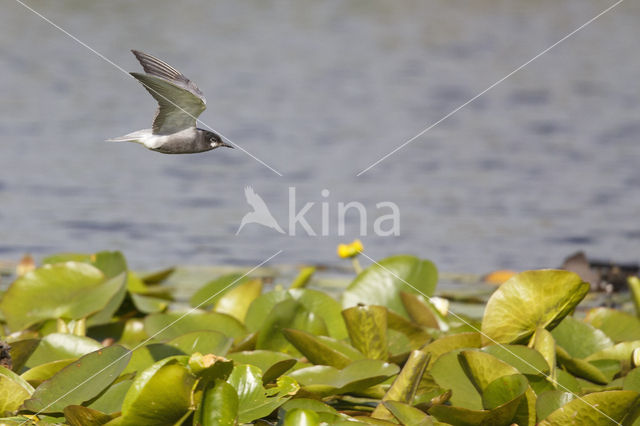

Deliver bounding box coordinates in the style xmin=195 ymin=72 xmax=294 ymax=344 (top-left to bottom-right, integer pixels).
xmin=107 ymin=50 xmax=233 ymax=154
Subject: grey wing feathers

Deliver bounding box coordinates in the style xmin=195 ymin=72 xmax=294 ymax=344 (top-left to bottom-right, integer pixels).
xmin=131 ymin=72 xmax=206 ymax=135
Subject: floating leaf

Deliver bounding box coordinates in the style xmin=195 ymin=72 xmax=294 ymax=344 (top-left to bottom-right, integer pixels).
xmin=458 ymin=351 xmax=520 ymax=395
xmin=227 ymin=350 xmax=296 ymax=384
xmin=195 ymin=379 xmax=238 ymax=426
xmin=214 ymin=278 xmax=262 ymax=322
xmin=21 ymin=359 xmax=75 ymax=387
xmin=0 ymin=262 xmax=123 ymax=331
xmin=63 ymin=405 xmax=118 ymax=426
xmin=481 ymin=270 xmax=589 ymax=344
xmin=383 ymin=401 xmax=433 ymax=425
xmin=400 ymin=292 xmax=441 ymax=329
xmin=279 ymin=399 xmax=340 ymax=424
xmin=482 ymin=344 xmax=549 ymax=376
xmin=227 ymin=364 xmax=299 ymax=423
xmin=190 ymin=274 xmax=250 ymax=309
xmin=555 ymin=346 xmax=609 ymax=384
xmin=586 ymin=340 xmax=640 ymax=362
xmin=584 ymin=307 xmax=640 ymax=342
xmin=539 ymin=390 xmax=640 ymax=425
xmin=481 ymin=374 xmax=528 ymax=410
xmin=532 ymin=327 xmax=556 ymax=385
xmin=123 ymin=344 xmax=183 ymax=375
xmin=0 ymin=366 xmax=34 ymax=416
xmin=86 ymin=377 xmax=133 ymax=414
xmin=386 ymin=310 xmax=432 ymax=350
xmin=167 ymin=331 xmax=232 ymax=357
xmin=144 ymin=311 xmax=246 ymax=341
xmin=283 ymin=408 xmax=320 ymax=426
xmin=342 ymin=305 xmax=388 ymax=361
xmin=26 ymin=333 xmax=102 ymax=368
xmin=140 ymin=267 xmax=175 ymax=285
xmin=536 ymin=391 xmax=575 ymax=421
xmin=372 ymin=350 xmax=430 ymax=420
xmin=129 ymin=293 xmax=168 ymax=315
xmin=7 ymin=339 xmax=39 ymax=373
xmin=256 ymin=299 xmax=327 ymax=355
xmin=430 ymin=350 xmax=483 ymax=410
xmin=289 ymin=360 xmax=398 ymax=397
xmin=22 ymin=345 xmax=131 ymax=413
xmin=120 ymin=357 xmax=195 ymax=425
xmin=422 ymin=333 xmax=481 ymax=367
xmin=342 ymin=255 xmax=438 ymax=318
xmin=282 ymin=329 xmax=361 ymax=368
xmin=551 ymin=316 xmax=613 ymax=359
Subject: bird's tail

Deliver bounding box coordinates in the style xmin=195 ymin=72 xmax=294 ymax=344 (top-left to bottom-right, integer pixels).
xmin=105 ymin=129 xmax=151 ymax=143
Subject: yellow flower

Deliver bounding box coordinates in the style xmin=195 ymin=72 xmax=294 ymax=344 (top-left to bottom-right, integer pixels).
xmin=337 ymin=239 xmax=364 ymax=258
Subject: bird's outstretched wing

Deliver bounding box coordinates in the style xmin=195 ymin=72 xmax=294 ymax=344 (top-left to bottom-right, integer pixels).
xmin=130 ymin=50 xmax=206 ymax=135
xmin=244 ymin=186 xmax=270 ymax=213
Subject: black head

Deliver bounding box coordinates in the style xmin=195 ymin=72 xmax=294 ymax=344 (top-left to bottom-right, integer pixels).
xmin=204 ymin=130 xmax=234 ymax=149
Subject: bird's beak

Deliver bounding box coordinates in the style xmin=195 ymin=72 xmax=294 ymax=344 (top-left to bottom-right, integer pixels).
xmin=220 ymin=141 xmax=234 ymax=149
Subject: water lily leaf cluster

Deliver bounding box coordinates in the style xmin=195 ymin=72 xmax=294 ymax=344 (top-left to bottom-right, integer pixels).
xmin=0 ymin=251 xmax=639 ymax=425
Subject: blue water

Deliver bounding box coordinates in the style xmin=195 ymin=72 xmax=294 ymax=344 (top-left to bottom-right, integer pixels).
xmin=1 ymin=0 xmax=639 ymax=273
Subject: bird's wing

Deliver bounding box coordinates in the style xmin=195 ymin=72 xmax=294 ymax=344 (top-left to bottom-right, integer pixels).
xmin=130 ymin=50 xmax=206 ymax=135
xmin=131 ymin=72 xmax=206 ymax=135
xmin=245 ymin=186 xmax=270 ymax=212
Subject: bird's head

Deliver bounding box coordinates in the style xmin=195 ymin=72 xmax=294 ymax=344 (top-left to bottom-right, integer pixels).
xmin=204 ymin=130 xmax=234 ymax=149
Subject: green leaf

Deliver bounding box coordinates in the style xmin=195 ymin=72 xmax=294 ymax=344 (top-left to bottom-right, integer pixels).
xmin=144 ymin=312 xmax=246 ymax=341
xmin=26 ymin=333 xmax=102 ymax=367
xmin=279 ymin=398 xmax=339 ymax=424
xmin=386 ymin=310 xmax=432 ymax=350
xmin=227 ymin=350 xmax=296 ymax=384
xmin=282 ymin=329 xmax=359 ymax=368
xmin=623 ymin=367 xmax=640 ymax=393
xmin=22 ymin=345 xmax=131 ymax=413
xmin=481 ymin=344 xmax=549 ymax=376
xmin=555 ymin=346 xmax=609 ymax=384
xmin=342 ymin=305 xmax=388 ymax=360
xmin=0 ymin=366 xmax=34 ymax=416
xmin=371 ymin=350 xmax=430 ymax=420
xmin=287 ymin=359 xmax=398 ymax=397
xmin=342 ymin=255 xmax=438 ymax=318
xmin=140 ymin=267 xmax=175 ymax=285
xmin=120 ymin=357 xmax=195 ymax=425
xmin=64 ymin=405 xmax=118 ymax=426
xmin=244 ymin=290 xmax=290 ymax=332
xmin=422 ymin=332 xmax=482 ymax=367
xmin=256 ymin=299 xmax=327 ymax=355
xmin=532 ymin=327 xmax=556 ymax=385
xmin=481 ymin=374 xmax=528 ymax=410
xmin=458 ymin=351 xmax=520 ymax=395
xmin=21 ymin=359 xmax=75 ymax=387
xmin=283 ymin=408 xmax=320 ymax=426
xmin=86 ymin=377 xmax=133 ymax=414
xmin=536 ymin=391 xmax=575 ymax=421
xmin=586 ymin=340 xmax=640 ymax=362
xmin=430 ymin=350 xmax=483 ymax=410
xmin=7 ymin=339 xmax=39 ymax=373
xmin=585 ymin=307 xmax=640 ymax=342
xmin=383 ymin=401 xmax=433 ymax=426
xmin=539 ymin=390 xmax=640 ymax=425
xmin=190 ymin=274 xmax=250 ymax=309
xmin=213 ymin=278 xmax=262 ymax=322
xmin=0 ymin=262 xmax=124 ymax=331
xmin=196 ymin=379 xmax=238 ymax=426
xmin=227 ymin=364 xmax=299 ymax=423
xmin=551 ymin=316 xmax=613 ymax=359
xmin=129 ymin=293 xmax=168 ymax=314
xmin=629 ymin=276 xmax=640 ymax=318
xmin=400 ymin=292 xmax=442 ymax=329
xmin=123 ymin=344 xmax=184 ymax=375
xmin=167 ymin=331 xmax=233 ymax=357
xmin=481 ymin=270 xmax=589 ymax=344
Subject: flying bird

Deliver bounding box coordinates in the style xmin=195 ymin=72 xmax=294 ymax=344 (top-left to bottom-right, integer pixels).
xmin=107 ymin=50 xmax=233 ymax=154
xmin=236 ymin=186 xmax=285 ymax=235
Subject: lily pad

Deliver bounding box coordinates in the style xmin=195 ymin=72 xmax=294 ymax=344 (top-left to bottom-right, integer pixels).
xmin=536 ymin=391 xmax=575 ymax=421
xmin=227 ymin=364 xmax=299 ymax=423
xmin=342 ymin=255 xmax=438 ymax=318
xmin=63 ymin=405 xmax=118 ymax=426
xmin=227 ymin=350 xmax=296 ymax=384
xmin=538 ymin=390 xmax=640 ymax=425
xmin=482 ymin=344 xmax=549 ymax=376
xmin=213 ymin=278 xmax=262 ymax=322
xmin=86 ymin=377 xmax=134 ymax=414
xmin=0 ymin=262 xmax=123 ymax=331
xmin=167 ymin=331 xmax=232 ymax=357
xmin=190 ymin=273 xmax=250 ymax=308
xmin=120 ymin=357 xmax=195 ymax=425
xmin=383 ymin=401 xmax=433 ymax=426
xmin=422 ymin=332 xmax=482 ymax=367
xmin=481 ymin=270 xmax=589 ymax=344
xmin=195 ymin=379 xmax=238 ymax=426
xmin=21 ymin=359 xmax=75 ymax=387
xmin=342 ymin=305 xmax=388 ymax=361
xmin=0 ymin=366 xmax=34 ymax=416
xmin=7 ymin=339 xmax=39 ymax=373
xmin=282 ymin=328 xmax=362 ymax=368
xmin=584 ymin=308 xmax=640 ymax=342
xmin=143 ymin=311 xmax=246 ymax=341
xmin=551 ymin=316 xmax=613 ymax=359
xmin=26 ymin=333 xmax=102 ymax=368
xmin=288 ymin=359 xmax=398 ymax=396
xmin=283 ymin=408 xmax=320 ymax=426
xmin=22 ymin=345 xmax=131 ymax=413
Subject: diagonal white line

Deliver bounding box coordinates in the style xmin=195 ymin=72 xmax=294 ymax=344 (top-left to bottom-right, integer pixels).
xmin=13 ymin=0 xmax=283 ymax=177
xmin=356 ymin=0 xmax=625 ymax=176
xmin=20 ymin=250 xmax=283 ymax=423
xmin=358 ymin=250 xmax=622 ymax=425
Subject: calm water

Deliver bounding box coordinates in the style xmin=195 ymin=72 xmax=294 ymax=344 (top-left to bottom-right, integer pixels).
xmin=1 ymin=0 xmax=639 ymax=273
